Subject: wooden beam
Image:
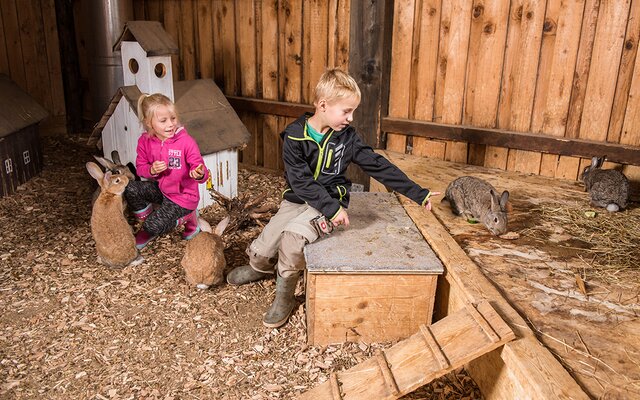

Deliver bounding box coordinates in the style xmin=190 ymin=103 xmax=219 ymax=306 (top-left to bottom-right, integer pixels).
xmin=382 ymin=117 xmax=640 ymax=166
xmin=226 ymin=95 xmax=312 ymax=118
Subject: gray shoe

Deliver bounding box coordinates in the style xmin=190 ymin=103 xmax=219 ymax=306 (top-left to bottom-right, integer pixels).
xmin=263 ymin=273 xmax=299 ymax=328
xmin=226 ymin=265 xmax=272 ymax=285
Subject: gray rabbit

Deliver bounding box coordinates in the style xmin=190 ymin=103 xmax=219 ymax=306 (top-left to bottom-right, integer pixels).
xmin=444 ymin=176 xmax=510 ymax=235
xmin=580 ymin=156 xmax=629 ymax=212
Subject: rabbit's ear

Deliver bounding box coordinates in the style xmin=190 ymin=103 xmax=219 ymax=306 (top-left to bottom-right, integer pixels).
xmin=86 ymin=162 xmax=105 ymax=187
xmin=214 ymin=216 xmax=230 ymax=236
xmin=103 ymin=171 xmax=113 ymax=188
xmin=111 ymin=150 xmax=122 ymax=165
xmin=590 ymin=156 xmax=604 ymax=169
xmin=500 ymin=191 xmax=510 ymax=211
xmin=94 ymin=155 xmax=117 ymax=170
xmin=490 ymin=189 xmax=499 ymax=212
xmin=197 ymin=217 xmax=213 ymax=233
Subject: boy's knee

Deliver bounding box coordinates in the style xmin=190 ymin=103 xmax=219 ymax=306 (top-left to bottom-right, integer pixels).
xmin=246 ymin=246 xmax=277 ymax=273
xmin=277 ymin=231 xmax=308 ymax=274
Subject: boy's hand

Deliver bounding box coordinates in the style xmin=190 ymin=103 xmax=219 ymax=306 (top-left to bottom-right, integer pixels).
xmin=190 ymin=164 xmax=204 ymax=180
xmin=331 ymin=209 xmax=350 ymax=227
xmin=424 ymin=191 xmax=441 ymax=211
xmin=151 ymin=160 xmax=167 ymax=175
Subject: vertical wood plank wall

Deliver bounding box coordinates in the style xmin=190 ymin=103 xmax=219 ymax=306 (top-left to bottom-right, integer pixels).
xmin=386 ymin=0 xmax=640 ymax=182
xmin=0 ymin=0 xmax=65 ymax=130
xmin=131 ymin=0 xmax=351 ymax=170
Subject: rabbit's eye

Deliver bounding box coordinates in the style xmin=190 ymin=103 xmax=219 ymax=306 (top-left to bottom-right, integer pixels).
xmin=115 ymin=178 xmax=121 ymax=183
xmin=494 ymin=217 xmax=498 ymax=223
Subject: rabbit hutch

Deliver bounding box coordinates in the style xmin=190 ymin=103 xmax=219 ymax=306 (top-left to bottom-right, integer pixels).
xmin=1 ymin=0 xmax=639 ymax=399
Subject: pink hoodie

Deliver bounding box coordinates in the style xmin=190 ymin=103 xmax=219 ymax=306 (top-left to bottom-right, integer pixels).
xmin=136 ymin=126 xmax=209 ymax=210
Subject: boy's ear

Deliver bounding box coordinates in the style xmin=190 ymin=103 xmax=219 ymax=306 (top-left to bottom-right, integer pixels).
xmin=318 ymin=99 xmax=327 ymax=111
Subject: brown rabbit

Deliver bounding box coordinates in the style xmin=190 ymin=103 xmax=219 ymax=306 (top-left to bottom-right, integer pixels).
xmin=87 ymin=162 xmax=143 ymax=268
xmin=181 ymin=216 xmax=230 ymax=289
xmin=91 ymin=151 xmax=137 ymax=206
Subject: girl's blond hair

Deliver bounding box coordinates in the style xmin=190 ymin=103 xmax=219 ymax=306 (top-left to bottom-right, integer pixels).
xmin=136 ymin=93 xmax=178 ymax=136
xmin=313 ymin=69 xmax=361 ymax=105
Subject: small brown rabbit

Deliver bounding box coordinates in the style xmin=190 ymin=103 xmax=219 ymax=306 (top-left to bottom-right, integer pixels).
xmin=181 ymin=216 xmax=230 ymax=289
xmin=580 ymin=156 xmax=629 ymax=212
xmin=444 ymin=176 xmax=510 ymax=236
xmin=87 ymin=162 xmax=143 ymax=268
xmin=91 ymin=151 xmax=137 ymax=206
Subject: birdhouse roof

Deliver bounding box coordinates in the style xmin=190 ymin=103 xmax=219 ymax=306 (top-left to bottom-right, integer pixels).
xmin=92 ymin=80 xmax=251 ymax=154
xmin=113 ymin=21 xmax=178 ymax=56
xmin=0 ymin=74 xmax=48 ymax=138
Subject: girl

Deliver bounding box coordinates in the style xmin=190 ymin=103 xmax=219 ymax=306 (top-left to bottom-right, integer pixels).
xmin=125 ymin=93 xmax=209 ymax=249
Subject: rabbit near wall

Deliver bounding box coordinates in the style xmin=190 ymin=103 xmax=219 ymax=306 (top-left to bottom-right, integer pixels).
xmin=444 ymin=176 xmax=510 ymax=236
xmin=86 ymin=162 xmax=143 ymax=268
xmin=181 ymin=216 xmax=230 ymax=289
xmin=580 ymin=156 xmax=630 ymax=212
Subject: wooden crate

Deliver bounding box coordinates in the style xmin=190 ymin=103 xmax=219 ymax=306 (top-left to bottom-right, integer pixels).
xmin=304 ymin=193 xmax=443 ymax=345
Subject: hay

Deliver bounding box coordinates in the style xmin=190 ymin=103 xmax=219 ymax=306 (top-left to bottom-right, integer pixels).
xmin=519 ymin=200 xmax=640 ymax=285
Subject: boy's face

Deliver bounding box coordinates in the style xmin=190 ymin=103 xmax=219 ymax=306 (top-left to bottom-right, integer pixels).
xmin=318 ymin=95 xmax=360 ymax=132
xmin=149 ymin=104 xmax=179 ymax=140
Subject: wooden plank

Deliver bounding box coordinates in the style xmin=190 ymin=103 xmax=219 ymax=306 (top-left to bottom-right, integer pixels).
xmin=303 ymin=0 xmax=328 ymax=103
xmin=196 ymin=0 xmax=214 ymax=79
xmin=163 ymin=0 xmax=182 ymax=80
xmin=435 ymin=0 xmax=472 ymax=163
xmin=537 ymin=0 xmax=585 ymax=177
xmin=607 ymin=0 xmax=640 ymax=143
xmin=379 ymin=150 xmax=593 ymax=399
xmin=386 ymin=0 xmax=415 ymax=153
xmin=579 ymin=0 xmax=630 ymax=142
xmin=281 ymin=0 xmax=302 ymax=103
xmin=381 ymin=117 xmax=640 ymax=165
xmin=133 ymin=0 xmax=145 ymax=19
xmin=212 ymin=0 xmax=225 ymax=86
xmin=298 ymin=300 xmax=515 ymax=400
xmin=0 ymin=0 xmax=26 ymax=89
xmin=327 ymin=0 xmax=338 ymax=69
xmin=411 ymin=0 xmax=443 ymax=159
xmin=500 ymin=0 xmax=547 ymax=174
xmin=620 ymin=39 xmax=640 ymax=147
xmin=329 ymin=373 xmax=342 ymax=400
xmin=41 ymin=0 xmax=65 ymax=117
xmin=463 ymin=0 xmax=510 ymax=167
xmin=227 ymin=96 xmax=313 ymax=117
xmin=565 ymin=0 xmax=600 ymax=139
xmin=261 ymin=0 xmax=279 ymax=101
xmin=236 ymin=0 xmax=256 ymax=97
xmin=334 ymin=0 xmax=350 ymax=71
xmin=222 ymin=0 xmax=238 ymax=94
xmin=0 ymin=0 xmax=10 ymax=75
xmin=146 ymin=0 xmax=163 ymax=22
xmin=418 ymin=324 xmax=450 ymax=369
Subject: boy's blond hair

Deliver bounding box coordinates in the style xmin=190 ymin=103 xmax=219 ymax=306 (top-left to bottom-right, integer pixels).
xmin=313 ymin=69 xmax=361 ymax=105
xmin=136 ymin=93 xmax=179 ymax=136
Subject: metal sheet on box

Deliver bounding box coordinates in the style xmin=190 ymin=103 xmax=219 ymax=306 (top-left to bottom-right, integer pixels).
xmin=304 ymin=192 xmax=443 ymax=274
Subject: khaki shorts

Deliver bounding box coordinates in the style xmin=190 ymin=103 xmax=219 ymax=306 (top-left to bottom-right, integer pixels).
xmin=248 ymin=200 xmax=322 ymax=276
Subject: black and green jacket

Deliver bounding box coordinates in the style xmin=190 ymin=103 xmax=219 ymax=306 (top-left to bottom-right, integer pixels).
xmin=281 ymin=113 xmax=431 ymax=219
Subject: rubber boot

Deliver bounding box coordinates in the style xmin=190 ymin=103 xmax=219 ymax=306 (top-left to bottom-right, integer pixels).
xmin=133 ymin=204 xmax=153 ymax=223
xmin=135 ymin=228 xmax=156 ymax=249
xmin=226 ymin=265 xmax=272 ymax=285
xmin=177 ymin=210 xmax=200 ymax=240
xmin=263 ymin=272 xmax=299 ymax=328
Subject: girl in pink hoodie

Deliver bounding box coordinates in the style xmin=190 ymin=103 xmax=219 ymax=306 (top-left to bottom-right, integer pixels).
xmin=124 ymin=93 xmax=209 ymax=249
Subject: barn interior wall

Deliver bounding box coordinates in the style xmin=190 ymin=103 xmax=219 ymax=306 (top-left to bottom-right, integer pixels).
xmin=5 ymin=0 xmax=639 ymax=186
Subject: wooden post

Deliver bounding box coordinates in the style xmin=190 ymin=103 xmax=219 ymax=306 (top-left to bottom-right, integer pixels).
xmin=348 ymin=0 xmax=394 ymax=189
xmin=54 ymin=0 xmax=82 ymax=134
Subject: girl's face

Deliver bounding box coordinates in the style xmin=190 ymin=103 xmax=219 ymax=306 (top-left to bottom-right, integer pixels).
xmin=148 ymin=104 xmax=179 ymax=140
xmin=318 ymin=95 xmax=360 ymax=132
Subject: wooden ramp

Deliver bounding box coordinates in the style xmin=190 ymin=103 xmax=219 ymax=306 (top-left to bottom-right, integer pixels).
xmin=298 ymin=301 xmax=514 ymax=400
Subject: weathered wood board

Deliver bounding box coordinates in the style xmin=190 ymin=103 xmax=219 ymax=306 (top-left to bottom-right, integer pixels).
xmin=378 ymin=150 xmax=638 ymax=399
xmin=298 ymin=301 xmax=514 ymax=400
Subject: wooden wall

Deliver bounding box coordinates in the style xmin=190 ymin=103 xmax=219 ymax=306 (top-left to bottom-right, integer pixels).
xmin=0 ymin=0 xmax=65 ymax=131
xmin=385 ymin=0 xmax=640 ymax=182
xmin=130 ymin=0 xmax=351 ymax=170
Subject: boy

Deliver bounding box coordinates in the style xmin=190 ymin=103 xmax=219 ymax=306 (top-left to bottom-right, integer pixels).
xmin=227 ymin=69 xmax=438 ymax=328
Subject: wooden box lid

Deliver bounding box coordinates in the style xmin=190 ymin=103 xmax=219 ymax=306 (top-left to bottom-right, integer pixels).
xmin=304 ymin=192 xmax=443 ymax=274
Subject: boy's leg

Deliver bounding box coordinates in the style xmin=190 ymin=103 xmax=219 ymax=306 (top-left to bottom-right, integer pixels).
xmin=227 ymin=200 xmax=309 ymax=285
xmin=263 ymin=204 xmax=321 ymax=328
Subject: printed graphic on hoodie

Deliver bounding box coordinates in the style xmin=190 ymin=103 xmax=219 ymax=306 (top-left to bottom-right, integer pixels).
xmin=321 ymin=142 xmax=344 ymax=175
xmin=168 ymin=149 xmax=182 ymax=169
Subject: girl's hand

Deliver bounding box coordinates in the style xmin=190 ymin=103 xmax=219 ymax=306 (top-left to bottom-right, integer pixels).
xmin=190 ymin=164 xmax=204 ymax=180
xmin=424 ymin=191 xmax=441 ymax=211
xmin=151 ymin=161 xmax=167 ymax=175
xmin=331 ymin=209 xmax=350 ymax=227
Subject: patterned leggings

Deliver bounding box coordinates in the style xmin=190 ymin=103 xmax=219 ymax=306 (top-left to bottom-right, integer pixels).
xmin=124 ymin=181 xmax=192 ymax=236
